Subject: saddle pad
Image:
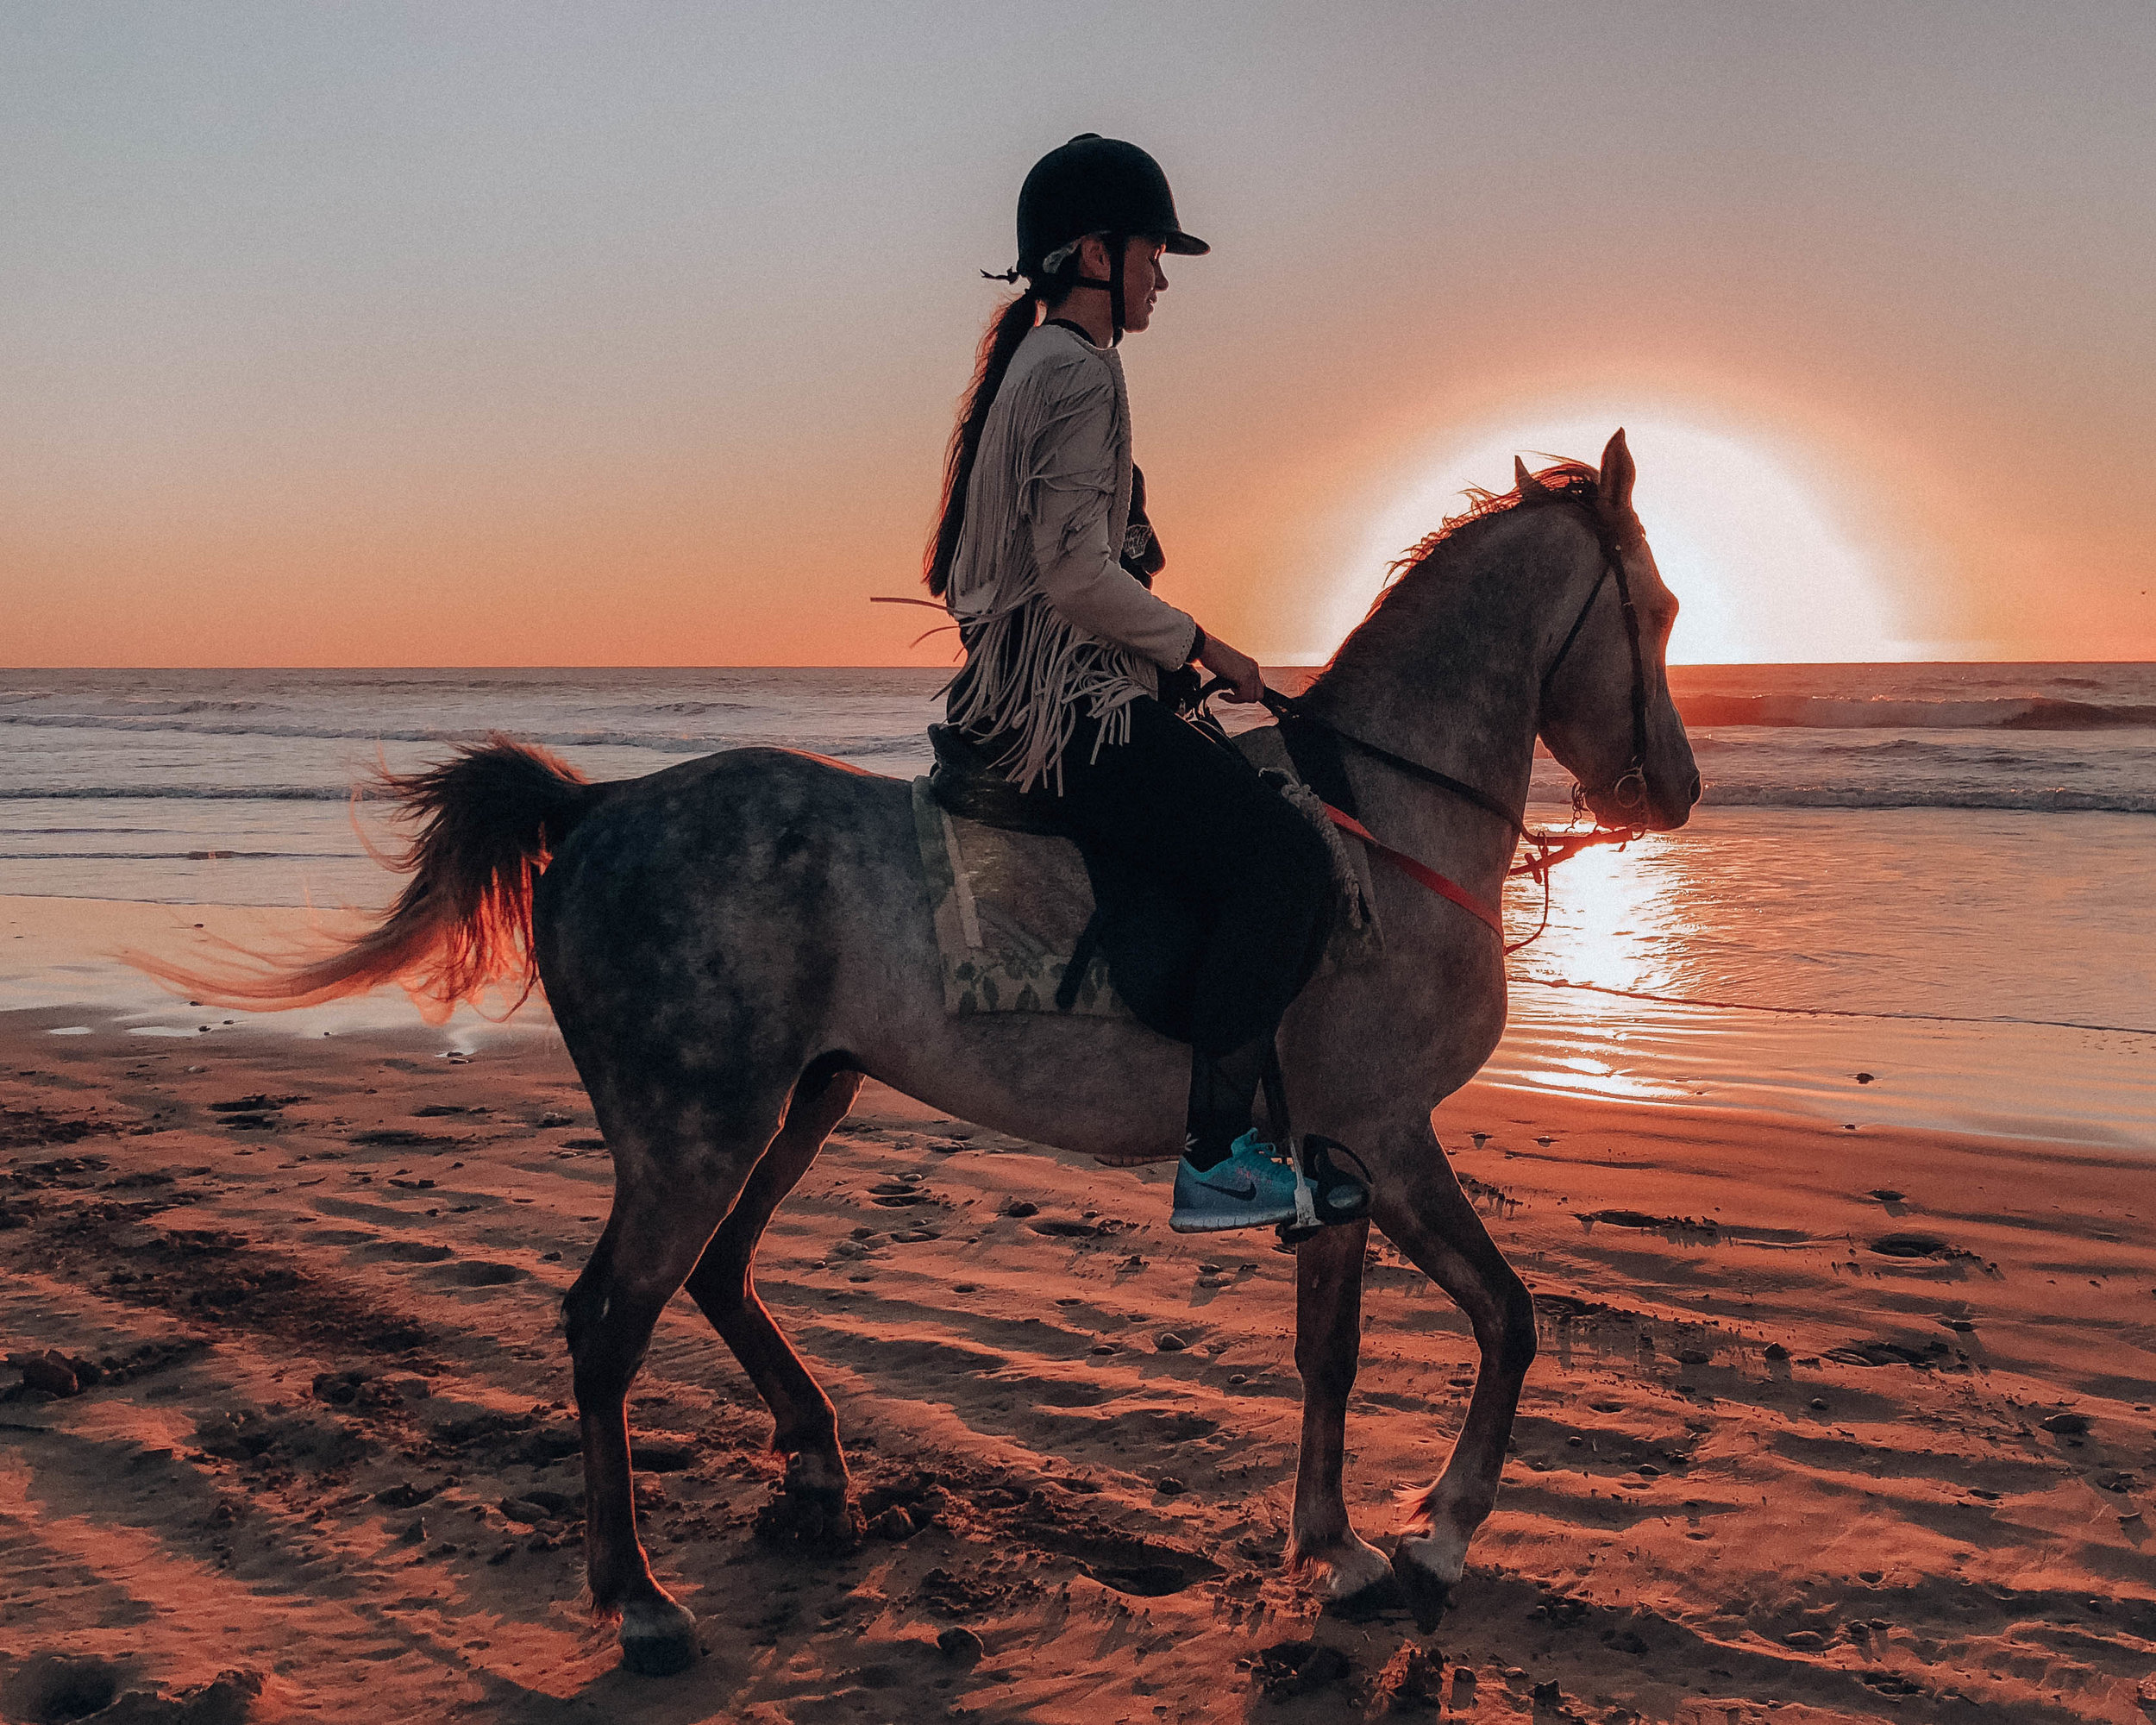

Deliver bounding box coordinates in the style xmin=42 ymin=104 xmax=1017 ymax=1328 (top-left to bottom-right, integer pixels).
xmin=912 ymin=751 xmax=1382 ymax=1023
xmin=912 ymin=778 xmax=1127 ymax=1018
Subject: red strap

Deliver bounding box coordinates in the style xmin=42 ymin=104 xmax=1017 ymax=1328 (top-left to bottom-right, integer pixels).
xmin=1322 ymin=804 xmax=1505 ymax=941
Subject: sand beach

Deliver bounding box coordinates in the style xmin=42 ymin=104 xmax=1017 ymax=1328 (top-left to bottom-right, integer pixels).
xmin=3 ymin=895 xmax=2153 ymax=1723
xmin=10 ymin=0 xmax=2156 ymax=1712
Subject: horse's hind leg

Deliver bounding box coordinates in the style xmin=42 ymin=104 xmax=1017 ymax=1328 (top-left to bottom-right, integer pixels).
xmin=1369 ymin=1122 xmax=1536 ymax=1611
xmin=1287 ymin=1218 xmax=1394 ymax=1599
xmin=683 ymin=1059 xmax=865 ymax=1546
xmin=563 ymin=1105 xmax=780 ymax=1675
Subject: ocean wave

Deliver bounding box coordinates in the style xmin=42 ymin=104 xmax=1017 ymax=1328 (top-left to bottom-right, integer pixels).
xmin=0 ymin=713 xmax=928 ymax=756
xmin=110 ymin=699 xmax=269 ymax=715
xmin=643 ymin=700 xmax=762 ymax=716
xmin=1688 ymin=732 xmax=2138 ymax=767
xmin=0 ymin=850 xmax=351 ymax=862
xmin=1680 ymin=694 xmax=2156 ymax=730
xmin=1509 ymin=974 xmax=2156 ymax=1037
xmin=0 ymin=787 xmax=354 ymax=801
xmin=1691 ymin=784 xmax=2156 ymax=814
xmin=11 ymin=779 xmax=2153 ymax=814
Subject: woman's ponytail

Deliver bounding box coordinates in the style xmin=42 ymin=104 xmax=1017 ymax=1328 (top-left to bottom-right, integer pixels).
xmin=924 ymin=288 xmax=1042 ymax=596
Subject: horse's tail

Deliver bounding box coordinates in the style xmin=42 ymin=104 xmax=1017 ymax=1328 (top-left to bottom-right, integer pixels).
xmin=126 ymin=736 xmax=606 ymax=1024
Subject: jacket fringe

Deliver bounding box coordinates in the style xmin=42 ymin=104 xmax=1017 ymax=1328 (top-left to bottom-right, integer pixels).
xmin=942 ymin=329 xmax=1160 ymax=794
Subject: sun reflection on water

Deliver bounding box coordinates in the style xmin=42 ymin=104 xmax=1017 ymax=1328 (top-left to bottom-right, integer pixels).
xmin=1504 ymin=831 xmax=1687 ymax=997
xmin=1494 ymin=832 xmax=1717 ymax=1105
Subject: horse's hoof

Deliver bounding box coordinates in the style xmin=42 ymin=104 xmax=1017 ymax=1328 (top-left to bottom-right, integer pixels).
xmin=1291 ymin=1531 xmax=1394 ymax=1603
xmin=619 ymin=1596 xmax=698 ymax=1676
xmin=1389 ymin=1538 xmax=1457 ymax=1633
xmin=1324 ymin=1571 xmax=1407 ymax=1622
xmin=755 ymin=1484 xmax=864 ymax=1552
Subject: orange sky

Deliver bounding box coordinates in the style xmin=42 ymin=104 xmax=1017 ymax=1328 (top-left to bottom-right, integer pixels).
xmin=4 ymin=3 xmax=2152 ymax=666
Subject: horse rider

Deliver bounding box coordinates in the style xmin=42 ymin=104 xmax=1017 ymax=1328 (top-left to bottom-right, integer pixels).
xmin=926 ymin=133 xmax=1361 ymax=1233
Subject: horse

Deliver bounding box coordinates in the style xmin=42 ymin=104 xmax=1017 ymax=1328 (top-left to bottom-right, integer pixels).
xmin=140 ymin=429 xmax=1698 ymax=1675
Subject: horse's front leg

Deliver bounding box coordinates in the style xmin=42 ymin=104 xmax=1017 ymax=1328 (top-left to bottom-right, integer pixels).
xmin=1287 ymin=1216 xmax=1392 ymax=1598
xmin=1369 ymin=1121 xmax=1536 ymax=1609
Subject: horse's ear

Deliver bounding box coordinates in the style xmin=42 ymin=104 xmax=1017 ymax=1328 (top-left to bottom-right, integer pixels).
xmin=1597 ymin=429 xmax=1636 ymax=515
xmin=1514 ymin=455 xmax=1547 ymax=499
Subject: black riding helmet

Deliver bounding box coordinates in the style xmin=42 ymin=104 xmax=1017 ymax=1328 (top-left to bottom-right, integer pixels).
xmin=1009 ymin=135 xmax=1207 ymax=342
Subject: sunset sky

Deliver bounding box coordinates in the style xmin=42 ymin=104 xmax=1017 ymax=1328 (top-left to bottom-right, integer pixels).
xmin=5 ymin=2 xmax=2152 ymax=668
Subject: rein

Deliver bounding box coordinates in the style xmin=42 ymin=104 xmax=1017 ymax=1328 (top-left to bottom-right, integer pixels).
xmin=1213 ymin=521 xmax=1652 ymax=953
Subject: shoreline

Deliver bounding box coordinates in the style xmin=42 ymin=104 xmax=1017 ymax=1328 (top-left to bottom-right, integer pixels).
xmin=6 ymin=891 xmax=2149 ymax=1156
xmin=1 ymin=1013 xmax=2152 ymax=1719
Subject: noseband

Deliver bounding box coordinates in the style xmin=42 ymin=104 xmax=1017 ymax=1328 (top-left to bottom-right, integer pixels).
xmin=1539 ymin=515 xmax=1652 ymax=820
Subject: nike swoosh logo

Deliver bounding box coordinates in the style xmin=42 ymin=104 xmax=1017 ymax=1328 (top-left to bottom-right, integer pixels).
xmin=1199 ymin=1168 xmax=1257 ymax=1199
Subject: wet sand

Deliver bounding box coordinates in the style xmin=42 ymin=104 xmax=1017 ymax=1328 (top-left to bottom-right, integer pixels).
xmin=3 ymin=1007 xmax=2153 ymax=1722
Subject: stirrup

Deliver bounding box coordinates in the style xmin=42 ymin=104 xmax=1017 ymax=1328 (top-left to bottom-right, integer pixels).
xmin=1275 ymin=1134 xmax=1372 ymax=1245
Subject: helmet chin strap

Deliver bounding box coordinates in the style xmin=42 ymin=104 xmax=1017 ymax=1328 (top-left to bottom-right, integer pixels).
xmin=1067 ymin=231 xmax=1129 ymax=344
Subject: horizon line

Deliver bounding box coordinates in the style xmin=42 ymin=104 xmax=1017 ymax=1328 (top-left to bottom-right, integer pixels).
xmin=7 ymin=659 xmax=2154 ymax=674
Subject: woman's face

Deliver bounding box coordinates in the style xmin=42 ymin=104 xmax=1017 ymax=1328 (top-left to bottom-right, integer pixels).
xmin=1118 ymin=237 xmax=1169 ymax=333
xmin=1071 ymin=234 xmax=1169 ymax=334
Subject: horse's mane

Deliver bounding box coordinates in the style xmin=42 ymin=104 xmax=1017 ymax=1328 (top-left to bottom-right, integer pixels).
xmin=1316 ymin=458 xmax=1601 ymax=677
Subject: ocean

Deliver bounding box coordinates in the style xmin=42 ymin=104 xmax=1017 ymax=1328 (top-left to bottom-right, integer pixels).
xmin=3 ymin=664 xmax=2150 ymax=1148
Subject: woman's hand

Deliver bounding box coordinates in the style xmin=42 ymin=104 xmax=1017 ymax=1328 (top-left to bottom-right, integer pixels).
xmin=1197 ymin=631 xmax=1266 ymax=704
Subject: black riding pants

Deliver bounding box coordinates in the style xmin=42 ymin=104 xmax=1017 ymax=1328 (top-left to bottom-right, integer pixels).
xmin=1050 ymin=698 xmax=1335 ymax=1156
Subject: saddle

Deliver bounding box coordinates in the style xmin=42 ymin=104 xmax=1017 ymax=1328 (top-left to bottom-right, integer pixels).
xmin=915 ymin=722 xmax=1380 ymax=1044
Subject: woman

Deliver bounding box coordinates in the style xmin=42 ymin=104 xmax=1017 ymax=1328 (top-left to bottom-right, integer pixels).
xmin=926 ymin=134 xmax=1359 ymax=1234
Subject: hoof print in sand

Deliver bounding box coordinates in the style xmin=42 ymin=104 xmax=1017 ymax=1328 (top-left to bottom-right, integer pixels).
xmin=424 ymin=1260 xmax=526 ymax=1288
xmin=361 ymin=1239 xmax=454 ymax=1264
xmin=2 ymin=1656 xmax=266 ymax=1725
xmin=347 ymin=1128 xmax=464 ymax=1149
xmin=9 ymin=1349 xmax=101 ymax=1399
xmin=3 ymin=1653 xmax=126 ymax=1722
xmin=499 ymin=1489 xmax=580 ymax=1525
xmin=630 ymin=1435 xmax=697 ymax=1472
xmin=918 ymin=1565 xmax=1007 ymax=1619
xmin=1250 ymin=1640 xmax=1351 ymax=1700
xmin=310 ymin=1368 xmax=404 ymax=1409
xmin=1028 ymin=1219 xmax=1101 ymax=1239
xmin=1076 ymin=1540 xmax=1219 ymax=1598
xmin=1826 ymin=1338 xmax=1952 ymax=1367
xmin=1869 ymin=1232 xmax=1963 ymax=1259
xmin=755 ymin=1486 xmax=866 ymax=1550
xmin=936 ymin=1626 xmax=984 ymax=1662
xmin=868 ymin=1505 xmax=918 ymax=1540
xmin=857 ymin=1471 xmax=949 ymax=1544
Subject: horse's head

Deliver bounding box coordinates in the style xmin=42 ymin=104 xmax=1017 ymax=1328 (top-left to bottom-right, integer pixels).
xmin=1532 ymin=430 xmax=1699 ymax=832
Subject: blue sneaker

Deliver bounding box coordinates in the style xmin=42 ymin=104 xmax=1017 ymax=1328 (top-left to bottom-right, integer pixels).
xmin=1171 ymin=1131 xmax=1302 ymax=1233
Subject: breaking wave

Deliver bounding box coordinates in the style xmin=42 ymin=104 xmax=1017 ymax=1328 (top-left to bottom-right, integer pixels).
xmin=1519 ymin=781 xmax=2156 ymax=815
xmin=0 ymin=713 xmax=925 ymax=757
xmin=1679 ymin=694 xmax=2156 ymax=730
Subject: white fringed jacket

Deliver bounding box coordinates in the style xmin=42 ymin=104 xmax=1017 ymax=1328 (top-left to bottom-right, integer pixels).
xmin=943 ymin=322 xmax=1200 ymax=792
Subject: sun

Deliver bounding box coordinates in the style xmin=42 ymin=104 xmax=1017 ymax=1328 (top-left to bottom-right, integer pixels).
xmin=1318 ymin=412 xmax=1901 ymax=664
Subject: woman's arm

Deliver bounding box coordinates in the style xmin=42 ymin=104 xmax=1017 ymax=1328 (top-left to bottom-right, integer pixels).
xmin=1024 ymin=367 xmax=1200 ymax=670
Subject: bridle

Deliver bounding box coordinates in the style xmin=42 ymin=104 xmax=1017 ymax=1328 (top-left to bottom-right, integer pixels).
xmin=1541 ymin=511 xmax=1652 ymax=822
xmin=1208 ymin=505 xmax=1657 ymax=952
